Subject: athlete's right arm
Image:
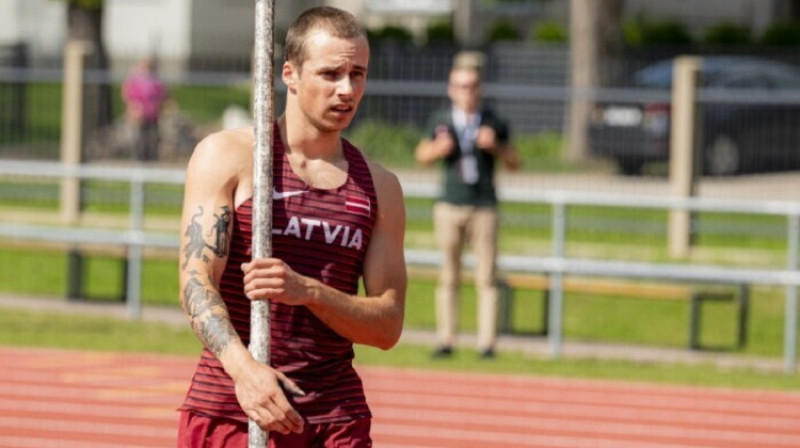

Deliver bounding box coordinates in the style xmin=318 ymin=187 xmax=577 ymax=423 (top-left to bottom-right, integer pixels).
xmin=179 ymin=132 xmax=241 ymax=361
xmin=178 ymin=131 xmax=303 ymax=434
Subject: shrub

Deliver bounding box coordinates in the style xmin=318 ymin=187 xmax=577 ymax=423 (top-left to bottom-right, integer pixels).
xmin=345 ymin=120 xmax=570 ymax=172
xmin=625 ymin=19 xmax=693 ymax=46
xmin=485 ymin=20 xmax=521 ymax=43
xmin=761 ymin=22 xmax=800 ymax=46
xmin=514 ymin=132 xmax=566 ymax=171
xmin=426 ymin=21 xmax=455 ymax=44
xmin=368 ymin=25 xmax=414 ymax=45
xmin=703 ymin=22 xmax=752 ymax=46
xmin=344 ymin=120 xmax=422 ymax=167
xmin=534 ymin=20 xmax=567 ymax=43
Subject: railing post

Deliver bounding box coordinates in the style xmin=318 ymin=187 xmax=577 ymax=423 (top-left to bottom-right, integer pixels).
xmin=668 ymin=56 xmax=703 ymax=259
xmin=126 ymin=173 xmax=145 ymax=320
xmin=60 ymin=41 xmax=91 ymax=301
xmin=548 ymin=200 xmax=566 ymax=359
xmin=60 ymin=40 xmax=90 ymax=224
xmin=785 ymin=213 xmax=799 ymax=373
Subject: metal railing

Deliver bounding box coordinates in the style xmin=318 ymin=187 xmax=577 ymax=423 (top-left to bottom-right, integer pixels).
xmin=2 ymin=160 xmax=800 ymax=372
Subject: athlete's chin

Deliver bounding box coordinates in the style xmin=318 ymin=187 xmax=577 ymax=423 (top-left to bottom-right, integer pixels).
xmin=323 ymin=115 xmax=355 ymax=131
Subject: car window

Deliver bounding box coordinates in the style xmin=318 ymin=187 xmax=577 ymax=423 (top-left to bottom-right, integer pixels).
xmin=634 ymin=57 xmax=800 ymax=91
xmin=769 ymin=72 xmax=800 ymax=89
xmin=634 ymin=60 xmax=673 ymax=89
xmin=719 ymin=75 xmax=771 ymax=89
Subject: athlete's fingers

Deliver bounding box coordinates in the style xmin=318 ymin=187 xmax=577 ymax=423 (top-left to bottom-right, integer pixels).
xmin=267 ymin=377 xmax=305 ymax=433
xmin=246 ymin=405 xmax=294 ymax=434
xmin=243 ymin=279 xmax=282 ymax=298
xmin=276 ymin=371 xmax=306 ymax=397
xmin=261 ymin=397 xmax=304 ymax=434
xmin=241 ymin=260 xmax=290 ymax=284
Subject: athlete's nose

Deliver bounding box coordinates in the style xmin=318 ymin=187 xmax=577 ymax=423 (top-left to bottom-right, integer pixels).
xmin=337 ymin=76 xmax=354 ymax=98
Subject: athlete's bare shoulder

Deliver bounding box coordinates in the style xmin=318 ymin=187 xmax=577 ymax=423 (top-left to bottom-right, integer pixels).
xmin=364 ymin=157 xmax=404 ymax=210
xmin=188 ymin=127 xmax=254 ymax=180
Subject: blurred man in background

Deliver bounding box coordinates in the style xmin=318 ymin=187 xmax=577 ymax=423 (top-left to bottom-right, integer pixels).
xmin=415 ymin=50 xmax=520 ymax=360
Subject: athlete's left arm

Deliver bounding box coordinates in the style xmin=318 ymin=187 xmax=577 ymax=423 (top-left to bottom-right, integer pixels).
xmin=241 ymin=162 xmax=407 ymax=350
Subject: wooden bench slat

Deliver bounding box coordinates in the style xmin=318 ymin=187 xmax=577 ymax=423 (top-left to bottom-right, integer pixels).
xmin=410 ymin=268 xmax=709 ymax=301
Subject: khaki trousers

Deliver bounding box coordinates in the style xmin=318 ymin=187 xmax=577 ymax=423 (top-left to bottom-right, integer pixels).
xmin=433 ymin=202 xmax=499 ymax=351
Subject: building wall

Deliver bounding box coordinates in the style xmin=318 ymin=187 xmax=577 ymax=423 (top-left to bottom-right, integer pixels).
xmin=0 ymin=1 xmax=21 ymax=44
xmin=105 ymin=0 xmax=192 ymax=73
xmin=189 ymin=0 xmax=253 ymax=61
xmin=11 ymin=0 xmax=65 ymax=61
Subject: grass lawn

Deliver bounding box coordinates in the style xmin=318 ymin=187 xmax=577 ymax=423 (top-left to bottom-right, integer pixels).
xmin=0 ymin=247 xmax=791 ymax=357
xmin=1 ymin=247 xmax=798 ymax=394
xmin=1 ymin=304 xmax=798 ymax=392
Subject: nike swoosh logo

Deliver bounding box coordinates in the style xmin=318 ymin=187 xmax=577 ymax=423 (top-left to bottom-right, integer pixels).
xmin=272 ymin=188 xmax=309 ymax=200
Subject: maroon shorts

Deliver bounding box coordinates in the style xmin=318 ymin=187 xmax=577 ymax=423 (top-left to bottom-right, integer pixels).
xmin=177 ymin=410 xmax=372 ymax=447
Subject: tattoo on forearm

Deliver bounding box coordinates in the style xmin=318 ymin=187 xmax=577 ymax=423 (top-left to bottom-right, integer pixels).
xmin=181 ymin=205 xmax=232 ymax=269
xmin=182 ymin=274 xmax=238 ymax=357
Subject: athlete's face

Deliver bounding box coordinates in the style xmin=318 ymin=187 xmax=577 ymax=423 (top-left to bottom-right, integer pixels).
xmin=448 ymin=67 xmax=481 ymax=113
xmin=284 ymin=30 xmax=369 ymax=132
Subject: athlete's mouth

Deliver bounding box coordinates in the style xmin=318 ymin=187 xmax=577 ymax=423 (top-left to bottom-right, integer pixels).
xmin=331 ymin=104 xmax=353 ymax=113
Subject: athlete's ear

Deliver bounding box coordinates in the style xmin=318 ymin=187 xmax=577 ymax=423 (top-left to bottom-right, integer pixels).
xmin=282 ymin=61 xmax=298 ymax=90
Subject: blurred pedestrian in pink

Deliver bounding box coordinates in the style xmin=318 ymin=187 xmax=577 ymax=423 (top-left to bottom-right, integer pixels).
xmin=122 ymin=57 xmax=168 ymax=161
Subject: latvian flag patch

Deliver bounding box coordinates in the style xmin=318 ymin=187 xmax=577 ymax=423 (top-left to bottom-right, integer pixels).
xmin=345 ymin=196 xmax=371 ymax=217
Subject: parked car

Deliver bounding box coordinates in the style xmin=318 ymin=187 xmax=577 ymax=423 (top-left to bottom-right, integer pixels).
xmin=588 ymin=56 xmax=800 ymax=176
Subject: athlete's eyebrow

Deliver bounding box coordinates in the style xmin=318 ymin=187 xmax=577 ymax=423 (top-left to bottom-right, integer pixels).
xmin=318 ymin=62 xmax=367 ymax=74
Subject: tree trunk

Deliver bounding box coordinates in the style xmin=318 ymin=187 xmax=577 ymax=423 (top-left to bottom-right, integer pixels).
xmin=564 ymin=0 xmax=624 ymax=162
xmin=788 ymin=0 xmax=800 ymax=20
xmin=67 ymin=2 xmax=112 ymax=153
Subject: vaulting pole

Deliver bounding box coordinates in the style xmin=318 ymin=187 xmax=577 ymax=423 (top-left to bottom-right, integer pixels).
xmin=250 ymin=0 xmax=275 ymax=446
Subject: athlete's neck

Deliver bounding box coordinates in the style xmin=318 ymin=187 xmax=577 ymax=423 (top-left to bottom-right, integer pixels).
xmin=277 ymin=115 xmax=348 ymax=190
xmin=278 ymin=115 xmax=343 ymax=162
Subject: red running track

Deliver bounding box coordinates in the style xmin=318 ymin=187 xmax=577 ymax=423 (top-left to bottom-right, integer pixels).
xmin=0 ymin=346 xmax=798 ymax=447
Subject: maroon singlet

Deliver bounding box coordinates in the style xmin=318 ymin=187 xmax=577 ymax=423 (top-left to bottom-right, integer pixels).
xmin=180 ymin=127 xmax=377 ymax=425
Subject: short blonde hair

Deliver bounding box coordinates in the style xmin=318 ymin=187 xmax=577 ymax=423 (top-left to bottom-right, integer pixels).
xmin=284 ymin=6 xmax=366 ymax=69
xmin=452 ymin=51 xmax=486 ymax=71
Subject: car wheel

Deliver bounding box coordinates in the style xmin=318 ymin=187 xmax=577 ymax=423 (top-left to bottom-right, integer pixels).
xmin=705 ymin=135 xmax=741 ymax=176
xmin=616 ymin=158 xmax=644 ymax=176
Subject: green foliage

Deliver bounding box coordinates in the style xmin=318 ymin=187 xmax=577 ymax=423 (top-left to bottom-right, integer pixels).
xmin=761 ymin=21 xmax=800 ymax=46
xmin=514 ymin=132 xmax=577 ymax=171
xmin=485 ymin=20 xmax=522 ymax=43
xmin=426 ymin=21 xmax=455 ymax=44
xmin=367 ymin=25 xmax=414 ymax=44
xmin=480 ymin=0 xmax=548 ymax=5
xmin=169 ymin=84 xmax=251 ymax=125
xmin=344 ymin=122 xmax=568 ymax=171
xmin=0 ymin=307 xmax=200 ymax=354
xmin=53 ymin=0 xmax=104 ymax=9
xmin=625 ymin=19 xmax=693 ymax=46
xmin=703 ymin=22 xmax=752 ymax=46
xmin=623 ymin=19 xmax=645 ymax=46
xmin=533 ymin=20 xmax=567 ymax=43
xmin=344 ymin=119 xmax=423 ymax=168
xmin=0 ymin=296 xmax=796 ymax=389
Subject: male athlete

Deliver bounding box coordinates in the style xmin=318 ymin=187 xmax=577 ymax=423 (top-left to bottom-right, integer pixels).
xmin=176 ymin=6 xmax=407 ymax=447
